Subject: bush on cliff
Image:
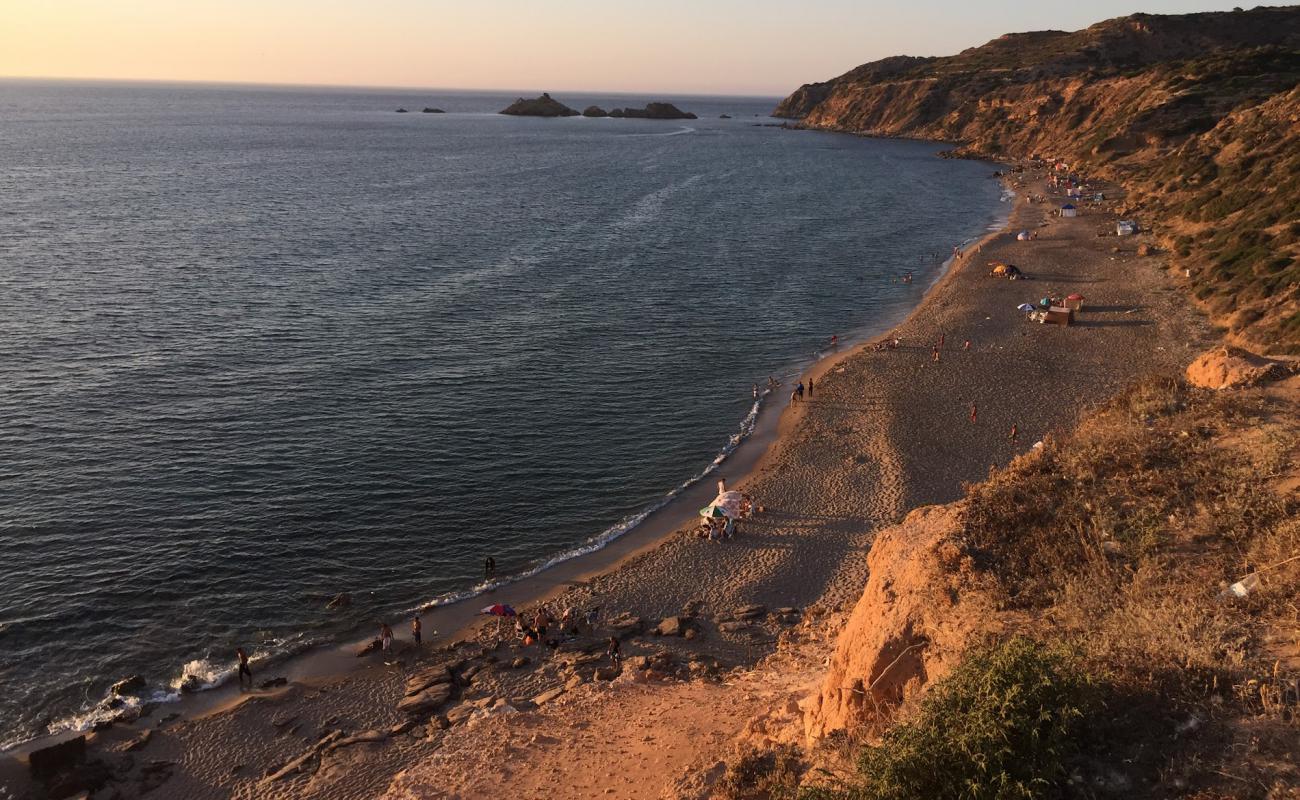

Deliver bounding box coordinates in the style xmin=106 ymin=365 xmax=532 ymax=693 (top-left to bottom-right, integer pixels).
xmin=842 ymin=637 xmax=1094 ymax=800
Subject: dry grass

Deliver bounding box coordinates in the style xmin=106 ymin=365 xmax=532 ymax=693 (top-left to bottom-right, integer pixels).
xmin=734 ymin=377 xmax=1298 ymax=798
xmin=959 ymin=376 xmax=1300 ymax=796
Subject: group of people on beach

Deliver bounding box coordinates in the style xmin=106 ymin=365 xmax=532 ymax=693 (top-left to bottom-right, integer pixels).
xmin=511 ymin=603 xmax=621 ymax=664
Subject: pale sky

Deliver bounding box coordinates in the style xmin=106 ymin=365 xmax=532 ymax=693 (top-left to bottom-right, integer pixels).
xmin=0 ymin=0 xmax=1283 ymax=95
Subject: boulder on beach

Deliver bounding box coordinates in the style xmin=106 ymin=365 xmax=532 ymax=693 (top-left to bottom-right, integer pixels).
xmin=325 ymin=592 xmax=351 ymax=610
xmin=655 ymin=616 xmax=686 ymax=637
xmin=421 ymin=107 xmax=445 ymax=114
xmin=396 ymin=682 xmax=453 ymax=716
xmin=499 ymin=93 xmax=580 ymax=117
xmin=355 ymin=638 xmax=382 ymax=657
xmin=28 ymin=735 xmax=86 ymax=781
xmin=582 ymin=105 xmax=608 ymax=117
xmin=395 ymin=108 xmax=408 ymax=113
xmin=111 ymin=675 xmax=146 ymax=696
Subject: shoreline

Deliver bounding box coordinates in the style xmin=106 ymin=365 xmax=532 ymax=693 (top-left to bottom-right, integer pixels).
xmin=0 ymin=163 xmax=1012 ymax=762
xmin=2 ymin=159 xmax=1216 ymax=799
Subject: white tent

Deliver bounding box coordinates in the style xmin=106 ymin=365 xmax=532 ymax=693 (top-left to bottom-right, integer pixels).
xmin=700 ymin=490 xmax=750 ymax=519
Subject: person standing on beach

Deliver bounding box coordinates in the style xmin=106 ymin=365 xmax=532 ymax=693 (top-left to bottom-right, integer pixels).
xmin=790 ymin=390 xmax=798 ymax=405
xmin=411 ymin=615 xmax=422 ymax=647
xmin=606 ymin=636 xmax=621 ymax=664
xmin=796 ymin=381 xmax=805 ymax=400
xmin=1009 ymin=424 xmax=1018 ymax=441
xmin=938 ymin=332 xmax=946 ymax=348
xmin=932 ymin=346 xmax=941 ymax=364
xmin=752 ymin=384 xmax=759 ymax=400
xmin=380 ymin=622 xmax=394 ymax=653
xmin=236 ymin=647 xmax=252 ymax=689
xmin=807 ymin=377 xmax=814 ymax=397
xmin=963 ymin=340 xmax=971 ymax=351
xmin=970 ymin=403 xmax=978 ymax=424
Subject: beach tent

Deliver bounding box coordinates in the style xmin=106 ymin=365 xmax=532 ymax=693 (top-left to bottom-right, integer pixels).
xmin=701 ymin=490 xmax=748 ymax=519
xmin=1018 ymin=303 xmax=1036 ymax=312
xmin=1016 ymin=231 xmax=1032 ymax=241
xmin=1116 ymin=220 xmax=1137 ymax=236
xmin=1061 ymin=204 xmax=1078 ymax=218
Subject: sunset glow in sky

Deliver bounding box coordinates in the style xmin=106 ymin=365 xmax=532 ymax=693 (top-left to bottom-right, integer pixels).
xmin=0 ymin=0 xmax=1283 ymax=94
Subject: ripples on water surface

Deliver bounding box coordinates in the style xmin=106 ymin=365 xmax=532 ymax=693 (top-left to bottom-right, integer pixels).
xmin=0 ymin=80 xmax=1004 ymax=746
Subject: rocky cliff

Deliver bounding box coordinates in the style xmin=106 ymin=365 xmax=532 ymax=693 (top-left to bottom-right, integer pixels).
xmin=776 ymin=7 xmax=1300 ymax=353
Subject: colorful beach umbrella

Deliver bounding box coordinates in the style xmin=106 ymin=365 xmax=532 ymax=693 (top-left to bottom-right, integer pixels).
xmin=1017 ymin=303 xmax=1036 ymax=312
xmin=480 ymin=604 xmax=517 ymax=617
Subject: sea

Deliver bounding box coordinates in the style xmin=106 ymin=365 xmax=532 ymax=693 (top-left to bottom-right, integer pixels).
xmin=0 ymin=79 xmax=1006 ymax=749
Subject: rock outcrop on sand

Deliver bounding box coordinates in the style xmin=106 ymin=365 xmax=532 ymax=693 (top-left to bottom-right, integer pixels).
xmin=499 ymin=93 xmax=580 ymax=117
xmin=582 ymin=105 xmax=608 ymax=117
xmin=607 ymin=102 xmax=697 ymax=120
xmin=804 ymin=504 xmax=998 ymax=742
xmin=1185 ymin=346 xmax=1293 ymax=389
xmin=421 ymin=107 xmax=445 ymax=114
xmin=773 ymin=6 xmax=1300 ymax=354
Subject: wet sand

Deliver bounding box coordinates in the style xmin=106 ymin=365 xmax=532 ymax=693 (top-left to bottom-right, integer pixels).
xmin=2 ymin=168 xmax=1213 ymax=800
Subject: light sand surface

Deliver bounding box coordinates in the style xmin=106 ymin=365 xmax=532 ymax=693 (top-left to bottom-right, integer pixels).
xmin=4 ymin=168 xmax=1212 ymax=800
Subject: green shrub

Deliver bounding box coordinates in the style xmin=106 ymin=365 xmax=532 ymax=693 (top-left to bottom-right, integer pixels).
xmin=846 ymin=638 xmax=1094 ymax=800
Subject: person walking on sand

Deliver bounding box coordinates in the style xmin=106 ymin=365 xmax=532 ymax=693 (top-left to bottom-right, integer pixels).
xmin=236 ymin=647 xmax=252 ymax=689
xmin=938 ymin=332 xmax=945 ymax=348
xmin=1009 ymin=424 xmax=1018 ymax=441
xmin=796 ymin=381 xmax=804 ymax=400
xmin=411 ymin=615 xmax=422 ymax=647
xmin=606 ymin=636 xmax=621 ymax=665
xmin=970 ymin=403 xmax=978 ymax=424
xmin=932 ymin=346 xmax=940 ymax=364
xmin=807 ymin=377 xmax=814 ymax=397
xmin=380 ymin=622 xmax=394 ymax=654
xmin=963 ymin=339 xmax=971 ymax=351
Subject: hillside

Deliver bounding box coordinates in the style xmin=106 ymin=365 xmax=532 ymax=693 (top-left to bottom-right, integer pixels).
xmin=776 ymin=6 xmax=1300 ymax=354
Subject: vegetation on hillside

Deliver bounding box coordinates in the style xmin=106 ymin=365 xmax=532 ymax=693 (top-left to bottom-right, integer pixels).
xmin=723 ymin=375 xmax=1300 ymax=798
xmin=775 ymin=8 xmax=1300 ymax=353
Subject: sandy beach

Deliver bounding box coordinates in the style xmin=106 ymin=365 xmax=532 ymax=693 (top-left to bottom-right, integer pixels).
xmin=3 ymin=165 xmax=1212 ymax=800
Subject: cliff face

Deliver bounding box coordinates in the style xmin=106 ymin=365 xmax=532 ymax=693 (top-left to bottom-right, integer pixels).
xmin=776 ymin=7 xmax=1300 ymax=353
xmin=803 ymin=504 xmax=998 ymax=741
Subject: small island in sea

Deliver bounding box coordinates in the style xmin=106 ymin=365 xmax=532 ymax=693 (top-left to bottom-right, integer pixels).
xmin=500 ymin=95 xmax=697 ymax=119
xmin=498 ymin=92 xmax=580 ymax=117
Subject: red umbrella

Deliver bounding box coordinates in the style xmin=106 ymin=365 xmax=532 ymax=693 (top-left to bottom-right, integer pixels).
xmin=480 ymin=604 xmax=517 ymax=617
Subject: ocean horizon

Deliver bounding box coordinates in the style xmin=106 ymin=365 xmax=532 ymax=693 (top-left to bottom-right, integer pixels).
xmin=0 ymin=80 xmax=1006 ymax=749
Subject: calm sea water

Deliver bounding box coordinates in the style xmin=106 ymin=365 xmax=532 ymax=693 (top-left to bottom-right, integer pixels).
xmin=0 ymin=80 xmax=1004 ymax=747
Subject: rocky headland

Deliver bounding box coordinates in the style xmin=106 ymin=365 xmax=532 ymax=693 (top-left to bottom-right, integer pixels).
xmin=774 ymin=5 xmax=1300 ymax=355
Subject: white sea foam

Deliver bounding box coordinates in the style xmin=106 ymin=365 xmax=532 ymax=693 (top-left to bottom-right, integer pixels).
xmin=414 ymin=389 xmax=767 ymax=614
